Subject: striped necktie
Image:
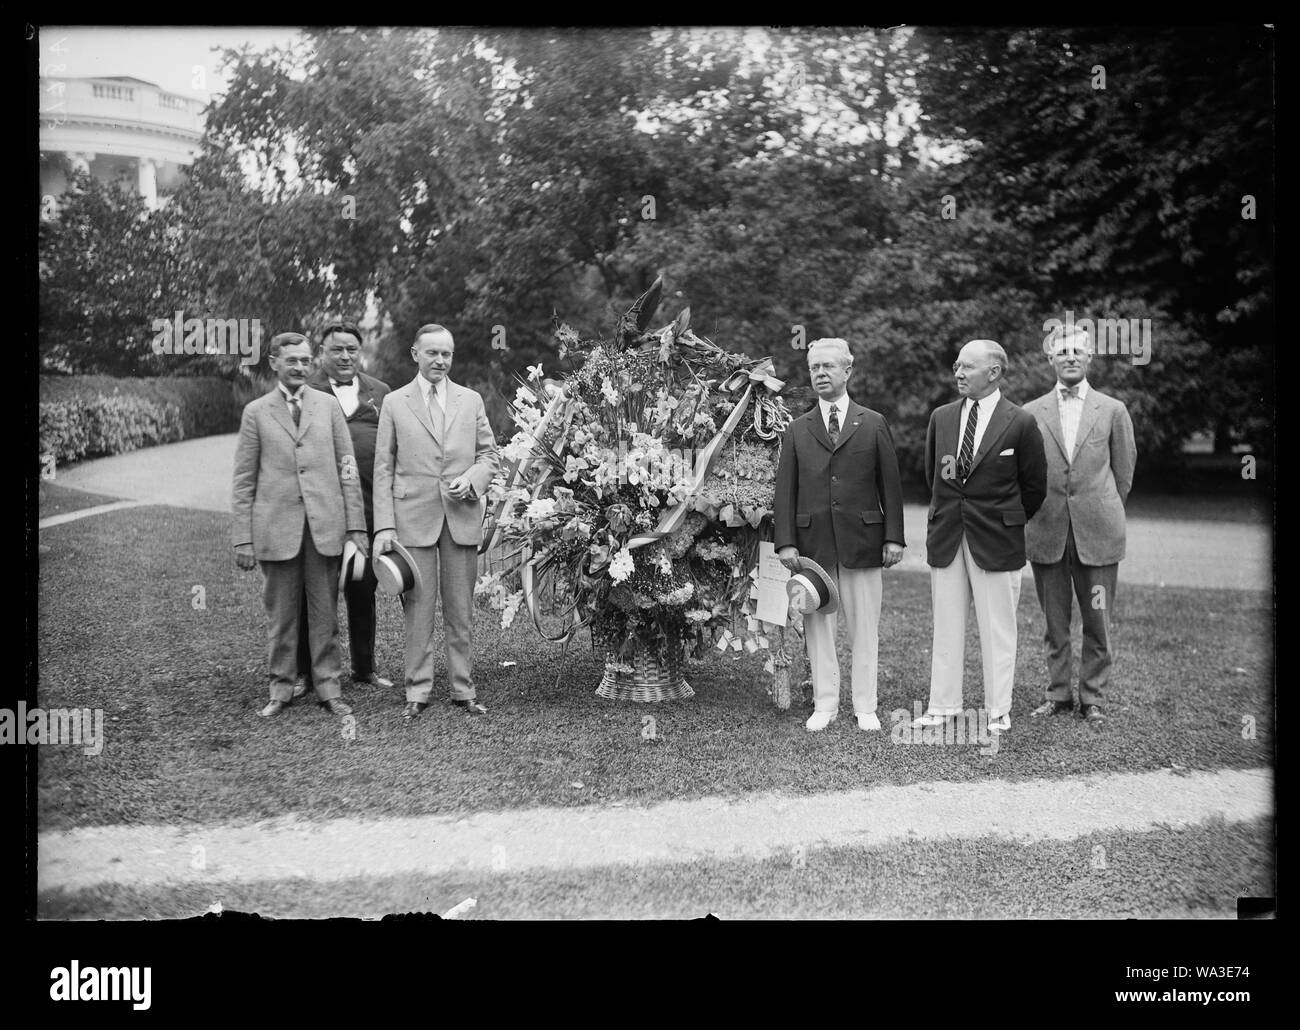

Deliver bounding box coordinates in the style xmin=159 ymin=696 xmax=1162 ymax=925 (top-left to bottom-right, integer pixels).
xmin=957 ymin=400 xmax=978 ymax=480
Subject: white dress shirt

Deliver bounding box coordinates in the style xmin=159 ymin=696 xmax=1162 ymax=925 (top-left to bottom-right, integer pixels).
xmin=1056 ymin=378 xmax=1089 ymax=461
xmin=278 ymin=382 xmax=305 ymax=405
xmin=959 ymin=388 xmax=1001 ymax=457
xmin=819 ymin=394 xmax=850 ymax=437
xmin=330 ymin=376 xmax=360 ymax=418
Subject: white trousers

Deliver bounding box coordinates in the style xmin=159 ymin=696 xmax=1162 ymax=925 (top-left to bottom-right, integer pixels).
xmin=803 ymin=565 xmax=883 ymax=715
xmin=927 ymin=535 xmax=1022 ymax=719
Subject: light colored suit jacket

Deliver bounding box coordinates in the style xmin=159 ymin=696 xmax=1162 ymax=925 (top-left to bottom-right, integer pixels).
xmin=1024 ymin=385 xmax=1137 ymax=566
xmin=231 ymin=386 xmax=366 ymax=560
xmin=373 ymin=376 xmax=500 ymax=547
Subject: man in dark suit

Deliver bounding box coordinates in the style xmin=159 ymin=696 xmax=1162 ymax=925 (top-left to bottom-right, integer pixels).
xmin=774 ymin=338 xmax=906 ymax=732
xmin=914 ymin=339 xmax=1047 ymax=735
xmin=231 ymin=332 xmax=369 ymax=718
xmin=1025 ymin=325 xmax=1137 ymax=724
xmin=296 ymin=321 xmax=393 ymax=689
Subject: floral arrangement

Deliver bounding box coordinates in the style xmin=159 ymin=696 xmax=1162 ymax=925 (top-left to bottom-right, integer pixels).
xmin=475 ymin=278 xmax=793 ymax=675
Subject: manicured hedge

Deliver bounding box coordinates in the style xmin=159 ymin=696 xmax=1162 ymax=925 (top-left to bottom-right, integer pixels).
xmin=38 ymin=375 xmax=242 ymax=466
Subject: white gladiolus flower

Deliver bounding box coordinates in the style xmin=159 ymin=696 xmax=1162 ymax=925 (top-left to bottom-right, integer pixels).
xmin=608 ymin=548 xmax=635 ymax=583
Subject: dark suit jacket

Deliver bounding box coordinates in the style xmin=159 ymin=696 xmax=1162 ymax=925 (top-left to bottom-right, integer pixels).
xmin=925 ymin=393 xmax=1047 ymax=572
xmin=305 ymin=369 xmax=391 ymax=533
xmin=774 ymin=399 xmax=905 ymax=570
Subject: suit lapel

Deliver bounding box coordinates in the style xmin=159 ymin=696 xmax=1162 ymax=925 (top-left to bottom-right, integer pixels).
xmin=967 ymin=396 xmax=1013 ymax=476
xmin=1037 ymin=391 xmax=1068 ymax=461
xmin=832 ymin=402 xmax=866 ymax=452
xmin=268 ymin=389 xmax=298 ymax=440
xmin=405 ymin=378 xmax=439 ymax=442
xmin=942 ymin=401 xmax=962 ymax=470
xmin=444 ymin=381 xmax=463 ymax=435
xmin=295 ymin=387 xmax=317 ymax=439
xmin=806 ymin=408 xmax=833 ymax=452
xmin=1072 ymin=391 xmax=1102 ymax=462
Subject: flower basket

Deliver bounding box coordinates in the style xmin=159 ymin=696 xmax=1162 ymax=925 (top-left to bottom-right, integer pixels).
xmin=597 ymin=632 xmax=694 ymax=703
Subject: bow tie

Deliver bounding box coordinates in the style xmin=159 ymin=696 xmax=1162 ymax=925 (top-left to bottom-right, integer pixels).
xmin=332 ymin=378 xmax=356 ymax=388
xmin=1059 ymin=386 xmax=1080 ymax=400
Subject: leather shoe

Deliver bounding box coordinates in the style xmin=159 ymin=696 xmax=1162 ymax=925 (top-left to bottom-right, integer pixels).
xmin=988 ymin=713 xmax=1011 ymax=734
xmin=806 ymin=710 xmax=837 ymax=732
xmin=259 ymin=700 xmax=286 ymax=718
xmin=856 ymin=712 xmax=881 ymax=731
xmin=353 ymin=672 xmax=394 ymax=688
xmin=1032 ymin=699 xmax=1074 ymax=718
xmin=291 ymin=679 xmax=309 ymax=700
xmin=403 ymin=701 xmax=428 ymax=721
xmin=453 ymin=698 xmax=488 ymax=715
xmin=909 ymin=711 xmax=947 ymax=729
xmin=1081 ymin=704 xmax=1106 ymax=724
xmin=320 ymin=697 xmax=352 ymax=716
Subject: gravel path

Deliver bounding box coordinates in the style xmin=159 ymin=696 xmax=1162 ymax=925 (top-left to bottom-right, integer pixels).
xmin=50 ymin=433 xmax=1271 ymax=590
xmin=38 ymin=766 xmax=1270 ymax=891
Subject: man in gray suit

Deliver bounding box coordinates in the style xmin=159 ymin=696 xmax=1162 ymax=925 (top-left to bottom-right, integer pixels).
xmin=1025 ymin=325 xmax=1137 ymax=724
xmin=232 ymin=332 xmax=369 ymax=718
xmin=373 ymin=324 xmax=500 ymax=721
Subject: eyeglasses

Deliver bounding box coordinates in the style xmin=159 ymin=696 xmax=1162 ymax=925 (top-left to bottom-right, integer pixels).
xmin=278 ymin=356 xmax=313 ymax=366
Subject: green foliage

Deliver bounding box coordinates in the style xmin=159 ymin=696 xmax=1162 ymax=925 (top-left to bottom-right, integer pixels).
xmin=43 ymin=27 xmax=1267 ymax=473
xmin=38 ymin=376 xmax=241 ymax=464
xmin=912 ymin=25 xmax=1273 ymax=455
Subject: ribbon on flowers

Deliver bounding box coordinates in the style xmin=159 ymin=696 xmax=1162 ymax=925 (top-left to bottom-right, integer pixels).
xmin=721 ymin=357 xmax=784 ymax=395
xmin=520 ymin=558 xmax=590 ymax=645
xmin=623 ymin=356 xmax=783 ymax=552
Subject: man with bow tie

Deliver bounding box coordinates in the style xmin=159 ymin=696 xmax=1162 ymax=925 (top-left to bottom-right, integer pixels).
xmin=774 ymin=337 xmax=906 ymax=732
xmin=295 ymin=322 xmax=392 ymax=691
xmin=913 ymin=339 xmax=1047 ymax=736
xmin=372 ymin=324 xmax=500 ymax=721
xmin=1025 ymin=326 xmax=1137 ymax=725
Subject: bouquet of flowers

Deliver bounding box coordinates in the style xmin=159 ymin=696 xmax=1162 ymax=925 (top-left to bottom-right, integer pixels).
xmin=475 ymin=277 xmax=793 ymax=700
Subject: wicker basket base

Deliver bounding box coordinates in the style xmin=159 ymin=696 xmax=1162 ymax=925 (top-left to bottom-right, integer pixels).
xmin=596 ymin=641 xmax=694 ymax=702
xmin=596 ymin=672 xmax=694 ymax=702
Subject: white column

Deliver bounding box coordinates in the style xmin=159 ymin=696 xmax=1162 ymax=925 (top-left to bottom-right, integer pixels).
xmin=137 ymin=157 xmax=158 ymax=209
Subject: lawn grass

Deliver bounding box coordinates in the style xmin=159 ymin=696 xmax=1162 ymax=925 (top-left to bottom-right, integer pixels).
xmin=37 ymin=501 xmax=1273 ymax=831
xmin=37 ymin=815 xmax=1274 ymax=920
xmin=36 ymin=481 xmax=125 ymax=518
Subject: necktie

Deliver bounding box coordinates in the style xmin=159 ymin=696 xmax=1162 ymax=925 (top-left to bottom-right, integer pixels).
xmin=428 ymin=388 xmax=444 ymax=436
xmin=957 ymin=400 xmax=978 ymax=480
xmin=288 ymin=395 xmax=301 ymax=427
xmin=827 ymin=405 xmax=840 ymax=445
xmin=1060 ymin=386 xmax=1079 ymax=400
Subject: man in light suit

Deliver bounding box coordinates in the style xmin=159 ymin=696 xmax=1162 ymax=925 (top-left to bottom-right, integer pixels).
xmin=1025 ymin=325 xmax=1137 ymax=724
xmin=914 ymin=339 xmax=1047 ymax=735
xmin=372 ymin=324 xmax=500 ymax=721
xmin=774 ymin=338 xmax=906 ymax=732
xmin=296 ymin=321 xmax=392 ymax=690
xmin=232 ymin=332 xmax=369 ymax=718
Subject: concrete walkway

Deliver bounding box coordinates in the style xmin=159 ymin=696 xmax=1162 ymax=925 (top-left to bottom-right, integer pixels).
xmin=46 ymin=434 xmax=1271 ymax=590
xmin=38 ymin=766 xmax=1270 ymax=891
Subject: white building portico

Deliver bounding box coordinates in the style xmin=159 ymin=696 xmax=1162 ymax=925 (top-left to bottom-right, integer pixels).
xmin=39 ymin=76 xmax=205 ymax=209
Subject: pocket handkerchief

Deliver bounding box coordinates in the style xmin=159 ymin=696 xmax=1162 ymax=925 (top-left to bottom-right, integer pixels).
xmin=999 ymin=448 xmax=1015 ymax=456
